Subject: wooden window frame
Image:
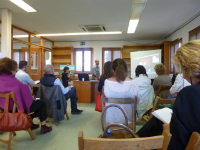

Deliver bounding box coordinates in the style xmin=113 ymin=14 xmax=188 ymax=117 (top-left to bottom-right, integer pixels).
xmin=74 ymin=48 xmax=93 ymax=74
xmin=170 ymin=38 xmax=182 ymax=73
xmin=189 ymin=26 xmax=200 ymax=41
xmin=102 ymin=47 xmax=122 ymax=73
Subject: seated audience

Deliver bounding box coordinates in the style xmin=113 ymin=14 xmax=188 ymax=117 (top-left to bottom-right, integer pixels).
xmin=137 ymin=40 xmax=200 ymax=150
xmin=62 ymin=66 xmax=73 ymax=88
xmin=15 ymin=61 xmax=35 ymax=90
xmin=40 ymin=65 xmax=83 ymax=114
xmin=133 ymin=65 xmax=154 ymax=119
xmin=152 ymin=63 xmax=172 ymax=98
xmin=169 ymin=73 xmax=191 ymax=97
xmin=0 ymin=57 xmax=52 ymax=134
xmin=104 ymin=58 xmax=140 ymax=124
xmin=98 ymin=61 xmax=113 ymax=92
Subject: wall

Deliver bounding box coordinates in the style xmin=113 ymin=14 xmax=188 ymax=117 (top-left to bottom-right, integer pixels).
xmin=54 ymin=40 xmax=159 ymax=73
xmin=166 ymin=15 xmax=200 ymax=44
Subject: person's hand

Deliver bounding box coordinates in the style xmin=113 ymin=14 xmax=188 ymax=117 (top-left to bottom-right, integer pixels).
xmin=163 ymin=124 xmax=170 ymax=131
xmin=173 ymin=93 xmax=178 ymax=98
xmin=68 ymin=86 xmax=71 ymax=90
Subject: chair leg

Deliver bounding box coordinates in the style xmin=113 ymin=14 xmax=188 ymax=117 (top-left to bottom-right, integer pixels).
xmin=66 ymin=111 xmax=69 ymax=120
xmin=12 ymin=131 xmax=16 ymax=136
xmin=27 ymin=128 xmax=35 ymax=140
xmin=8 ymin=132 xmax=13 ymax=150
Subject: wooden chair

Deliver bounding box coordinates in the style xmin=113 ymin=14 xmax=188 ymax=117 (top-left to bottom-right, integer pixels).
xmin=78 ymin=129 xmax=172 ymax=150
xmin=156 ymin=85 xmax=172 ymax=98
xmin=101 ymin=96 xmax=137 ymax=132
xmin=29 ymin=83 xmax=40 ymax=98
xmin=186 ymin=132 xmax=200 ymax=150
xmin=0 ymin=91 xmax=35 ymax=150
xmin=149 ymin=96 xmax=175 ymax=119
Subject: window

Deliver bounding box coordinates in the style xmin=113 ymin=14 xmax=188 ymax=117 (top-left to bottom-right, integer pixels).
xmin=102 ymin=48 xmax=121 ymax=72
xmin=170 ymin=38 xmax=182 ymax=73
xmin=189 ymin=26 xmax=200 ymax=41
xmin=74 ymin=48 xmax=93 ymax=73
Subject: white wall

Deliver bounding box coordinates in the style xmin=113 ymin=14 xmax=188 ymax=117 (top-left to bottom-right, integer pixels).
xmin=54 ymin=40 xmax=158 ymax=73
xmin=166 ymin=15 xmax=200 ymax=44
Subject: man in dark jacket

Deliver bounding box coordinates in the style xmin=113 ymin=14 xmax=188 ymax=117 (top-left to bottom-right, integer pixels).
xmin=40 ymin=65 xmax=83 ymax=114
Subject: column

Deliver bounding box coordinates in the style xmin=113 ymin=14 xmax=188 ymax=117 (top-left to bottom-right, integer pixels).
xmin=1 ymin=9 xmax=12 ymax=58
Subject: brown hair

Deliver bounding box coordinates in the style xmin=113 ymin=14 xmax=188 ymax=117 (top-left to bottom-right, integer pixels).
xmin=112 ymin=58 xmax=128 ymax=82
xmin=0 ymin=57 xmax=17 ymax=75
xmin=154 ymin=64 xmax=166 ymax=75
xmin=101 ymin=61 xmax=113 ymax=80
xmin=173 ymin=40 xmax=200 ymax=81
xmin=64 ymin=66 xmax=69 ymax=72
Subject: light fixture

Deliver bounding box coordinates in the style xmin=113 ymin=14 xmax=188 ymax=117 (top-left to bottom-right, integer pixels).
xmin=9 ymin=0 xmax=37 ymax=12
xmin=127 ymin=20 xmax=139 ymax=33
xmin=127 ymin=0 xmax=147 ymax=33
xmin=13 ymin=32 xmax=122 ymax=38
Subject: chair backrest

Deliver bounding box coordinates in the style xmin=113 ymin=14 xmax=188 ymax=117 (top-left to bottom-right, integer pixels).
xmin=29 ymin=83 xmax=40 ymax=97
xmin=101 ymin=96 xmax=137 ymax=132
xmin=78 ymin=129 xmax=171 ymax=150
xmin=150 ymin=96 xmax=175 ymax=119
xmin=156 ymin=85 xmax=172 ymax=98
xmin=0 ymin=91 xmax=17 ymax=113
xmin=186 ymin=132 xmax=200 ymax=150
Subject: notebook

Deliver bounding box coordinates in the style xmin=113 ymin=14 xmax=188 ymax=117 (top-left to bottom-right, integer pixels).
xmin=35 ymin=80 xmax=40 ymax=84
xmin=152 ymin=108 xmax=172 ymax=124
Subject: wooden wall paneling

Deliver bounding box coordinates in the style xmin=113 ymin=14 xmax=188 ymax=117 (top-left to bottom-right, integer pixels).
xmin=162 ymin=42 xmax=171 ymax=74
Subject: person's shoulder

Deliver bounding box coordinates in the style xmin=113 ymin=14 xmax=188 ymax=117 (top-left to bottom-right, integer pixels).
xmin=178 ymin=84 xmax=199 ymax=96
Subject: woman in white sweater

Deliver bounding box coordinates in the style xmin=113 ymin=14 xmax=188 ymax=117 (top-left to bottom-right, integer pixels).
xmin=104 ymin=58 xmax=141 ymax=124
xmin=133 ymin=65 xmax=154 ymax=119
xmin=170 ymin=73 xmax=191 ymax=96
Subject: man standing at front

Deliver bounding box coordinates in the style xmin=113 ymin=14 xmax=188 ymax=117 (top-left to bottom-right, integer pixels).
xmin=92 ymin=59 xmax=100 ymax=80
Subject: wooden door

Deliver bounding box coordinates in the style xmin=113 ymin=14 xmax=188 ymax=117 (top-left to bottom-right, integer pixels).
xmin=21 ymin=47 xmax=42 ymax=81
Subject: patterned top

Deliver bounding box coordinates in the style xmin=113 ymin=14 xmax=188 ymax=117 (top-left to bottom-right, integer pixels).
xmin=92 ymin=65 xmax=100 ymax=80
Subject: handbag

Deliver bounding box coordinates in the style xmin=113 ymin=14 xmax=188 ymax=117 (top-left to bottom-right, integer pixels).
xmin=95 ymin=91 xmax=102 ymax=112
xmin=0 ymin=93 xmax=32 ymax=132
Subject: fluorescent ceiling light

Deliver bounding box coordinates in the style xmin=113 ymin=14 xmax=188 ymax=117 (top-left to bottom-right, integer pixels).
xmin=127 ymin=0 xmax=146 ymax=33
xmin=10 ymin=0 xmax=37 ymax=12
xmin=38 ymin=32 xmax=122 ymax=36
xmin=127 ymin=20 xmax=139 ymax=33
xmin=13 ymin=32 xmax=122 ymax=38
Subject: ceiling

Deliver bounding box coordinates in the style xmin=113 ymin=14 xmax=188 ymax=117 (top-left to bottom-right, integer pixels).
xmin=0 ymin=0 xmax=200 ymax=42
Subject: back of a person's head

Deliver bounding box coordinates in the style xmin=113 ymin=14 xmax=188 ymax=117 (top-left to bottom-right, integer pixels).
xmin=19 ymin=61 xmax=27 ymax=69
xmin=101 ymin=61 xmax=113 ymax=80
xmin=135 ymin=65 xmax=148 ymax=77
xmin=173 ymin=40 xmax=200 ymax=82
xmin=112 ymin=58 xmax=127 ymax=82
xmin=44 ymin=65 xmax=54 ymax=74
xmin=0 ymin=57 xmax=17 ymax=75
xmin=154 ymin=63 xmax=166 ymax=75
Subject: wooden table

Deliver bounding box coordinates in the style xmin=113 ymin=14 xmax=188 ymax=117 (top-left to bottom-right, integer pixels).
xmin=73 ymin=80 xmax=99 ymax=103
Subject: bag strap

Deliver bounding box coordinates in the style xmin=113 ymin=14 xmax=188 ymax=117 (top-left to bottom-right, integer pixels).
xmin=4 ymin=92 xmax=22 ymax=113
xmin=101 ymin=104 xmax=128 ymax=131
xmin=102 ymin=123 xmax=136 ymax=138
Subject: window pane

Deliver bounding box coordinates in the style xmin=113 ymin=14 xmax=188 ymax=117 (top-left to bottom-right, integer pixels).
xmin=13 ymin=52 xmax=20 ymax=65
xmin=76 ymin=51 xmax=82 ymax=71
xmin=113 ymin=51 xmax=121 ymax=60
xmin=104 ymin=51 xmax=111 ymax=63
xmin=84 ymin=51 xmax=91 ymax=71
xmin=45 ymin=51 xmax=51 ymax=65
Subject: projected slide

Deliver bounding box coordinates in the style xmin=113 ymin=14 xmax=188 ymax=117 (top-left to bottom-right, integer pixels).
xmin=131 ymin=49 xmax=162 ymax=79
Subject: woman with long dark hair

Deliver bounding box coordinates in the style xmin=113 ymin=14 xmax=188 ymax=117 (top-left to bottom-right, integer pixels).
xmin=104 ymin=58 xmax=141 ymax=124
xmin=98 ymin=61 xmax=113 ymax=92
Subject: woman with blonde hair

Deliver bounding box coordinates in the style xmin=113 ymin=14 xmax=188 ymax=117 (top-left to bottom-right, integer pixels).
xmin=137 ymin=40 xmax=200 ymax=150
xmin=104 ymin=58 xmax=140 ymax=124
xmin=153 ymin=63 xmax=172 ymax=98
